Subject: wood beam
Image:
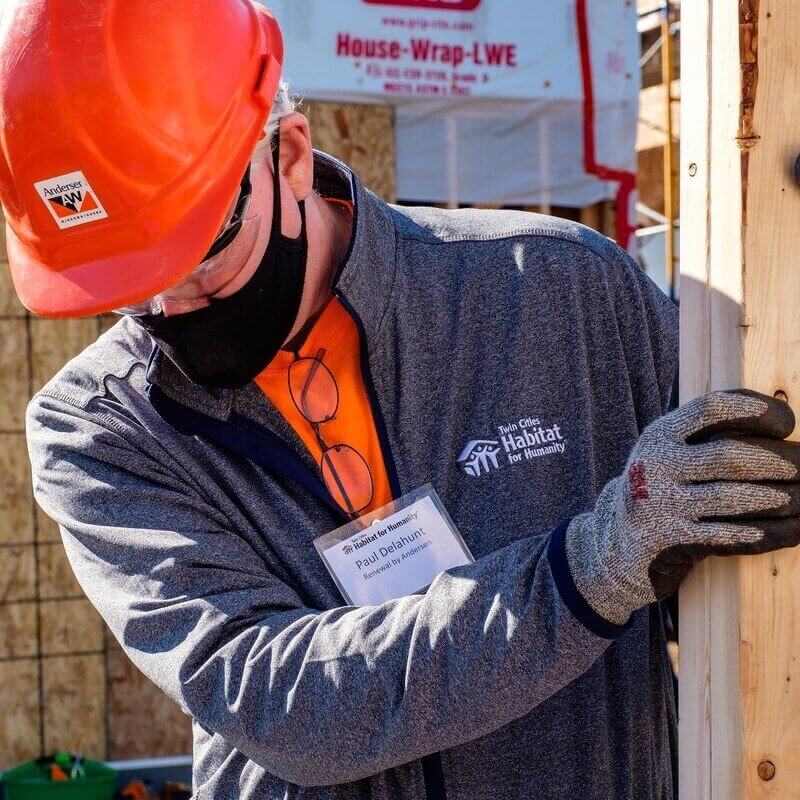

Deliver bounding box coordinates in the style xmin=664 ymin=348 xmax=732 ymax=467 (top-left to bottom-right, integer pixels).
xmin=680 ymin=1 xmax=800 ymax=797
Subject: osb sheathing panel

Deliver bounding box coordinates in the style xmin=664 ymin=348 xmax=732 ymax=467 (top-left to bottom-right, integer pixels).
xmin=107 ymin=637 xmax=193 ymax=760
xmin=36 ymin=506 xmax=62 ymax=545
xmin=98 ymin=315 xmax=120 ymax=335
xmin=40 ymin=598 xmax=104 ymax=656
xmin=0 ymin=263 xmax=26 ymax=317
xmin=38 ymin=541 xmax=86 ymax=599
xmin=0 ymin=221 xmax=24 ymax=317
xmin=0 ymin=433 xmax=34 ymax=545
xmin=0 ymin=601 xmax=37 ymax=659
xmin=0 ymin=319 xmax=30 ymax=430
xmin=29 ymin=318 xmax=98 ymax=393
xmin=0 ymin=545 xmax=36 ymax=602
xmin=303 ymin=102 xmax=396 ymax=202
xmin=0 ymin=659 xmax=41 ymax=770
xmin=42 ymin=654 xmax=106 ymax=760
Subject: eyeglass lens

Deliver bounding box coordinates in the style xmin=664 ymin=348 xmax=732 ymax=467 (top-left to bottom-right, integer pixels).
xmin=288 ymin=350 xmax=374 ymax=515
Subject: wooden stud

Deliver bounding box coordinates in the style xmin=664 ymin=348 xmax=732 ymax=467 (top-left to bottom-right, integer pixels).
xmin=637 ymin=147 xmax=666 ymax=218
xmin=661 ymin=6 xmax=678 ymax=297
xmin=579 ymin=203 xmax=603 ymax=233
xmin=637 ymin=80 xmax=682 ymax=152
xmin=680 ymin=1 xmax=800 ymax=797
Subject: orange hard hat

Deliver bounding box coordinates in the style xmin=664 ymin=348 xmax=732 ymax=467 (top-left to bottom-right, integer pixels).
xmin=0 ymin=0 xmax=283 ymax=318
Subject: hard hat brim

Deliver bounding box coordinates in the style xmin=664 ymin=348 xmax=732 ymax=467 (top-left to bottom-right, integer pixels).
xmin=6 ymin=164 xmax=250 ymax=319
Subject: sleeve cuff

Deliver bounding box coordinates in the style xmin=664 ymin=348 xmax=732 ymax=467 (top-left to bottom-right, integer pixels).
xmin=546 ymin=519 xmax=632 ymax=640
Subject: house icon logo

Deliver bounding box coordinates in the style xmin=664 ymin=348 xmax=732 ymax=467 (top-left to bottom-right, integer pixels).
xmin=342 ymin=544 xmax=354 ymax=555
xmin=457 ymin=439 xmax=503 ymax=477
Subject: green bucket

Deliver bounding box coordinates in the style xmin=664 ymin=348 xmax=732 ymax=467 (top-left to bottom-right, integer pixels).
xmin=2 ymin=756 xmax=118 ymax=800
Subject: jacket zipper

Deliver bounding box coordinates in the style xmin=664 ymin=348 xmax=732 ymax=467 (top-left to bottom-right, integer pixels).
xmin=336 ymin=293 xmax=447 ymax=800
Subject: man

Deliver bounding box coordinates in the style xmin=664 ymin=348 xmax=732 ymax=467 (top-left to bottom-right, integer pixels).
xmin=4 ymin=2 xmax=800 ymax=798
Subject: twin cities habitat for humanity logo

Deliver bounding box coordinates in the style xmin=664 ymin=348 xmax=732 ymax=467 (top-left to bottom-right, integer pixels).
xmin=458 ymin=416 xmax=567 ymax=477
xmin=35 ymin=171 xmax=108 ymax=230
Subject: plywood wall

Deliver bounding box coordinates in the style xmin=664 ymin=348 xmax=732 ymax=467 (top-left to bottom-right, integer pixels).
xmin=0 ymin=102 xmax=396 ymax=772
xmin=304 ymin=101 xmax=396 ymax=202
xmin=0 ymin=257 xmax=193 ymax=770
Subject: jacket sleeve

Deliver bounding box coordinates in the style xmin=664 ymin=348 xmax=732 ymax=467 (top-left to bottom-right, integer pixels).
xmin=27 ymin=391 xmax=615 ymax=788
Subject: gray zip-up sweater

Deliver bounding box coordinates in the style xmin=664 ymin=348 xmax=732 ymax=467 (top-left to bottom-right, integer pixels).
xmin=27 ymin=153 xmax=679 ymax=800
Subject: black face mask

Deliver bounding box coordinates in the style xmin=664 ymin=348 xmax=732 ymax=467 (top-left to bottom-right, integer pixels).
xmin=136 ymin=141 xmax=307 ymax=389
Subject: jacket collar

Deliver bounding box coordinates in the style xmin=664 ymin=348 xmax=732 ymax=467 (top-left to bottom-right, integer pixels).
xmin=145 ymin=149 xmax=398 ymax=423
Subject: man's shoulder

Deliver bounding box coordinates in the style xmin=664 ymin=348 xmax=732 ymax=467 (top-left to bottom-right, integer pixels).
xmin=390 ymin=203 xmax=620 ymax=259
xmin=29 ymin=315 xmax=153 ymax=420
xmin=391 ymin=206 xmax=630 ymax=278
xmin=387 ymin=203 xmax=642 ymax=293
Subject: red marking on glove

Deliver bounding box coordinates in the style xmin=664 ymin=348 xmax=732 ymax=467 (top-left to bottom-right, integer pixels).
xmin=628 ymin=460 xmax=650 ymax=501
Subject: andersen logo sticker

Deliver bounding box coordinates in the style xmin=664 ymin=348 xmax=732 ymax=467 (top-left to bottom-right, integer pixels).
xmin=35 ymin=171 xmax=108 ymax=230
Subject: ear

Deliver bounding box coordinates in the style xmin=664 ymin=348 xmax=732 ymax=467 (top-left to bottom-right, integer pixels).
xmin=277 ymin=112 xmax=313 ymax=202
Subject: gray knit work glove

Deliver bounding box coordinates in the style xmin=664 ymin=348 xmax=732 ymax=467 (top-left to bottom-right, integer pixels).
xmin=566 ymin=389 xmax=800 ymax=626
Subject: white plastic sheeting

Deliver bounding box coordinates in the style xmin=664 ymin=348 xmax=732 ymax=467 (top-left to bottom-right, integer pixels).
xmin=263 ymin=0 xmax=639 ymax=231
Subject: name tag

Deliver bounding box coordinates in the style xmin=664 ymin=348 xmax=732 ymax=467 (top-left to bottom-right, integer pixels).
xmin=314 ymin=485 xmax=474 ymax=606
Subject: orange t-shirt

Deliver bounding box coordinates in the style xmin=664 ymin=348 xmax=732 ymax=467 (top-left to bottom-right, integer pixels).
xmin=254 ymin=295 xmax=393 ymax=518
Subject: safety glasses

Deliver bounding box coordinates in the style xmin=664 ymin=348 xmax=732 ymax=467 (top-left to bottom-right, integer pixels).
xmin=289 ymin=348 xmax=374 ymax=517
xmin=116 ymin=165 xmax=256 ymax=317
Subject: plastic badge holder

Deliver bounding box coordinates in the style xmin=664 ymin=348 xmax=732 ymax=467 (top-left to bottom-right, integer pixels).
xmin=314 ymin=484 xmax=474 ymax=606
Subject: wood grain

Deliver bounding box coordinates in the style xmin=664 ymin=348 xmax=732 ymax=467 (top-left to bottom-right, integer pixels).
xmin=42 ymin=654 xmax=106 ymax=760
xmin=40 ymin=598 xmax=104 ymax=656
xmin=737 ymin=1 xmax=800 ymax=795
xmin=107 ymin=636 xmax=192 ymax=759
xmin=0 ymin=433 xmax=34 ymax=545
xmin=29 ymin=318 xmax=97 ymax=394
xmin=38 ymin=541 xmax=85 ymax=599
xmin=637 ymin=79 xmax=682 ymax=151
xmin=0 ymin=659 xmax=41 ymax=770
xmin=0 ymin=262 xmax=26 ymax=317
xmin=0 ymin=319 xmax=30 ymax=430
xmin=303 ymin=102 xmax=396 ymax=203
xmin=0 ymin=545 xmax=36 ymax=602
xmin=36 ymin=507 xmax=62 ymax=544
xmin=680 ymin=1 xmax=800 ymax=797
xmin=637 ymin=147 xmax=666 ymax=218
xmin=0 ymin=601 xmax=37 ymax=659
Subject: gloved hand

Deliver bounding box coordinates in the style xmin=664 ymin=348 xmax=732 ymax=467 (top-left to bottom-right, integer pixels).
xmin=566 ymin=389 xmax=800 ymax=626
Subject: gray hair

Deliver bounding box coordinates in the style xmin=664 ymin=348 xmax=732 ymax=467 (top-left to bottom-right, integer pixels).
xmin=252 ymin=80 xmax=297 ymax=164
